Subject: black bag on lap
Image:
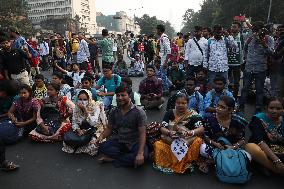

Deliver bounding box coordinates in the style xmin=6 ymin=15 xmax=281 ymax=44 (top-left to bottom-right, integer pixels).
xmin=63 ymin=120 xmax=96 ymax=150
xmin=35 ymin=104 xmax=61 ymax=135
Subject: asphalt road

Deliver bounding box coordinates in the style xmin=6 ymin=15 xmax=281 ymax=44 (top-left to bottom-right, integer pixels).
xmin=1 ymin=56 xmax=283 ymax=189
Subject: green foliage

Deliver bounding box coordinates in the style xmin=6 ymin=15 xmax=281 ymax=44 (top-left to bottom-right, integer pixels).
xmin=182 ymin=0 xmax=284 ymax=33
xmin=0 ymin=0 xmax=35 ymax=36
xmin=135 ymin=14 xmax=176 ymax=38
xmin=40 ymin=16 xmax=81 ymax=35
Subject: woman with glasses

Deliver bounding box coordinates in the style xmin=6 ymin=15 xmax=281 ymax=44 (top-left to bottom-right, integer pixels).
xmin=199 ymin=96 xmax=248 ymax=173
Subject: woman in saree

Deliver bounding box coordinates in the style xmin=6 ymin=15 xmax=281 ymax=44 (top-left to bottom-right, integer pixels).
xmin=62 ymin=89 xmax=107 ymax=156
xmin=153 ymin=92 xmax=204 ymax=174
xmin=245 ymin=97 xmax=284 ymax=175
xmin=29 ymin=83 xmax=75 ymax=142
xmin=199 ymin=96 xmax=248 ymax=173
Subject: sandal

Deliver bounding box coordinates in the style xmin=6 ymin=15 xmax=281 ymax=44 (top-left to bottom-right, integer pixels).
xmin=0 ymin=161 xmax=19 ymax=172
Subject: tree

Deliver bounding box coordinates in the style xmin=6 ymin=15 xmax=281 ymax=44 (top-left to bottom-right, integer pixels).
xmin=0 ymin=0 xmax=35 ymax=36
xmin=135 ymin=14 xmax=176 ymax=38
xmin=181 ymin=0 xmax=284 ymax=33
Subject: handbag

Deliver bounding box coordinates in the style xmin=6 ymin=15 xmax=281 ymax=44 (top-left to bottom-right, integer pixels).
xmin=212 ymin=137 xmax=251 ymax=184
xmin=35 ymin=105 xmax=61 ymax=135
xmin=63 ymin=128 xmax=96 ymax=150
xmin=146 ymin=122 xmax=161 ymax=145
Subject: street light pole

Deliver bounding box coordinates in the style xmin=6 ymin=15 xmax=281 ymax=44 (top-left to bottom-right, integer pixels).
xmin=267 ymin=0 xmax=272 ymax=23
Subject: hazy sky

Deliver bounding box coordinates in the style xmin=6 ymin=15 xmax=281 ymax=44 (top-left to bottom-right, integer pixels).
xmin=96 ymin=0 xmax=203 ymax=31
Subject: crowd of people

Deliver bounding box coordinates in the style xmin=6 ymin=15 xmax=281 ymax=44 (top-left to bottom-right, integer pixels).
xmin=0 ymin=18 xmax=284 ymax=184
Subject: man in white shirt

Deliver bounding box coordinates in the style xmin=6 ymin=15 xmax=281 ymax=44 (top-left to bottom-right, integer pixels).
xmin=77 ymin=33 xmax=90 ymax=71
xmin=185 ymin=26 xmax=208 ymax=76
xmin=38 ymin=38 xmax=49 ymax=71
xmin=156 ymin=24 xmax=171 ymax=71
xmin=203 ymin=25 xmax=235 ymax=86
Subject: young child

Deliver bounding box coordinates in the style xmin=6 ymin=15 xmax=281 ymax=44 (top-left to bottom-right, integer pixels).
xmin=113 ymin=54 xmax=128 ymax=77
xmin=54 ymin=62 xmax=85 ymax=88
xmin=129 ymin=54 xmax=144 ymax=77
xmin=32 ymin=74 xmax=47 ymax=100
xmin=72 ymin=76 xmax=98 ymax=102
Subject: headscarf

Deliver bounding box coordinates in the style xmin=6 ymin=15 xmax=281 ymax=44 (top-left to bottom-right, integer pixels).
xmin=73 ymin=89 xmax=107 ymax=129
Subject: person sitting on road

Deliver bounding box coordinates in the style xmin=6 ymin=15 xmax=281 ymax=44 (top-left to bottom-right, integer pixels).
xmin=199 ymin=96 xmax=248 ymax=173
xmin=139 ymin=65 xmax=164 ymax=110
xmin=8 ymin=84 xmax=40 ymax=137
xmin=72 ymin=76 xmax=97 ymax=102
xmin=185 ymin=76 xmax=205 ymax=117
xmin=111 ymin=77 xmax=141 ymax=107
xmin=167 ymin=76 xmax=205 ymax=117
xmin=96 ymin=86 xmax=148 ymax=167
xmin=32 ymin=74 xmax=47 ymax=100
xmin=113 ymin=54 xmax=128 ymax=77
xmin=0 ymin=138 xmax=19 ymax=172
xmin=52 ymin=72 xmax=72 ymax=100
xmin=153 ymin=56 xmax=172 ymax=95
xmin=153 ymin=92 xmax=204 ymax=174
xmin=95 ymin=64 xmax=121 ymax=110
xmin=204 ymin=76 xmax=234 ymax=116
xmin=129 ymin=54 xmax=144 ymax=77
xmin=245 ymin=97 xmax=284 ymax=175
xmin=54 ymin=62 xmax=85 ymax=88
xmin=168 ymin=61 xmax=185 ymax=92
xmin=29 ymin=83 xmax=75 ymax=142
xmin=62 ymin=89 xmax=107 ymax=156
xmin=0 ymin=80 xmax=20 ymax=144
xmin=195 ymin=67 xmax=209 ymax=97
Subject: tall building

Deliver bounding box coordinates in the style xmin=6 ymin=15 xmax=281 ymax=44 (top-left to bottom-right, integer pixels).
xmin=26 ymin=0 xmax=97 ymax=34
xmin=96 ymin=11 xmax=140 ymax=34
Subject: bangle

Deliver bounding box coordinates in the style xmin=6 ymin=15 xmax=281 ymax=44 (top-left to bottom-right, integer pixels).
xmin=191 ymin=130 xmax=195 ymax=136
xmin=273 ymin=159 xmax=282 ymax=164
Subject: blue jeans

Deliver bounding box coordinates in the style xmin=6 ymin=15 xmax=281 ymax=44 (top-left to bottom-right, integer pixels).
xmin=0 ymin=120 xmax=19 ymax=144
xmin=240 ymin=71 xmax=266 ymax=109
xmin=103 ymin=96 xmax=113 ymax=110
xmin=208 ymin=71 xmax=228 ymax=86
xmin=99 ymin=138 xmax=149 ymax=167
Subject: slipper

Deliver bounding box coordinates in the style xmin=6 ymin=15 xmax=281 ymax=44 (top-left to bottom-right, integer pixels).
xmin=0 ymin=161 xmax=19 ymax=172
